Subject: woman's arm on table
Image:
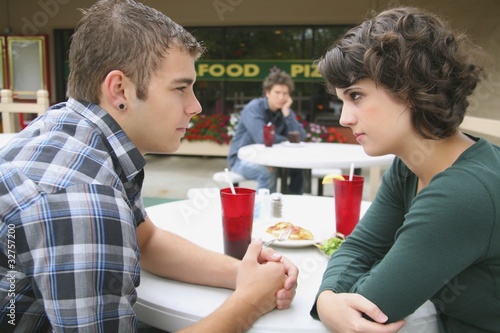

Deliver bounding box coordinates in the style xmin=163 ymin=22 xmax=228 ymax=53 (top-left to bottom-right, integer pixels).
xmin=314 ymin=169 xmax=493 ymax=329
xmin=316 ymin=291 xmax=406 ymax=333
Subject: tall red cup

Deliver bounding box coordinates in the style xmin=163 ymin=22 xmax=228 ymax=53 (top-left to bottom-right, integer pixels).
xmin=220 ymin=187 xmax=256 ymax=259
xmin=334 ymin=175 xmax=364 ymax=236
xmin=263 ymin=124 xmax=275 ymax=147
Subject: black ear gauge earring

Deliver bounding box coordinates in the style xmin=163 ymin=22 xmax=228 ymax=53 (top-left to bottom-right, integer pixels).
xmin=118 ymin=104 xmax=126 ymax=110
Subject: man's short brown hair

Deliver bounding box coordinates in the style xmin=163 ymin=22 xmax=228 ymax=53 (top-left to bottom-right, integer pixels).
xmin=262 ymin=69 xmax=295 ymax=95
xmin=67 ymin=0 xmax=205 ymax=103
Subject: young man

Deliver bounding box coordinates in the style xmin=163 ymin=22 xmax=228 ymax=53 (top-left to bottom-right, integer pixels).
xmin=0 ymin=1 xmax=298 ymax=332
xmin=228 ymin=69 xmax=307 ymax=194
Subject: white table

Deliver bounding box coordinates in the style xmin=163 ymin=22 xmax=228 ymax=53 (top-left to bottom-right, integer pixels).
xmin=135 ymin=195 xmax=364 ymax=332
xmin=238 ymin=142 xmax=395 ymax=199
xmin=134 ymin=194 xmax=438 ymax=332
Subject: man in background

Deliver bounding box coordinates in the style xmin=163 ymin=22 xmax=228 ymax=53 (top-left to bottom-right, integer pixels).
xmin=228 ymin=69 xmax=306 ymax=194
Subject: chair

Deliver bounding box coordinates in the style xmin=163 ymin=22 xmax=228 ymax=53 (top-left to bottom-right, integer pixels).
xmin=460 ymin=116 xmax=500 ymax=139
xmin=0 ymin=89 xmax=49 ymax=133
xmin=212 ymin=171 xmax=247 ymax=187
xmin=311 ymin=168 xmax=342 ymax=196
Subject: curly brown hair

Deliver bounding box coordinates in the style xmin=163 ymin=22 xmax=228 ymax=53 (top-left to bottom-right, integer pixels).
xmin=315 ymin=6 xmax=485 ymax=139
xmin=67 ymin=0 xmax=205 ymax=104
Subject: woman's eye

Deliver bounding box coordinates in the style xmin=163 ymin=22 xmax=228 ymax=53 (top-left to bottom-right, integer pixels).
xmin=350 ymin=92 xmax=361 ymax=101
xmin=177 ymin=86 xmax=187 ymax=92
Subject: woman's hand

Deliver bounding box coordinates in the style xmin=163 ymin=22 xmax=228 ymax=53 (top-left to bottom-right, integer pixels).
xmin=317 ymin=290 xmax=406 ymax=333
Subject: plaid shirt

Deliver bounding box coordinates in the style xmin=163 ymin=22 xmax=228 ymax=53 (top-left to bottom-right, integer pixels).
xmin=0 ymin=99 xmax=147 ymax=332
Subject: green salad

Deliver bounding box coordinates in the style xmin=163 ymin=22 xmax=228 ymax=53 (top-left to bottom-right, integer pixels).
xmin=314 ymin=233 xmax=346 ymax=257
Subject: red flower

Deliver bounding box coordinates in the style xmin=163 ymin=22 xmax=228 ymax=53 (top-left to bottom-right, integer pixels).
xmin=183 ymin=113 xmax=347 ymax=144
xmin=301 ymin=119 xmax=347 ymax=143
xmin=183 ymin=114 xmax=235 ymax=145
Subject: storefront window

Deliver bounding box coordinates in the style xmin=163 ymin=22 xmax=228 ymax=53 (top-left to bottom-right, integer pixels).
xmin=190 ymin=27 xmax=225 ymax=59
xmin=189 ymin=25 xmax=349 ymax=124
xmin=54 ymin=25 xmax=350 ymax=124
xmin=223 ymin=26 xmax=312 ymax=59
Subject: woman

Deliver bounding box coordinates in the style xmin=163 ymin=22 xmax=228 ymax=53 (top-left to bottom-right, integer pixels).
xmin=311 ymin=6 xmax=500 ymax=333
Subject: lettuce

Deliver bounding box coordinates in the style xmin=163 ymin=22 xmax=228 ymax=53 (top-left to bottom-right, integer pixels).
xmin=314 ymin=233 xmax=345 ymax=257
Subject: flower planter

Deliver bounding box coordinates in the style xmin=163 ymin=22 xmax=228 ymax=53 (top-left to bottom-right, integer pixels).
xmin=170 ymin=140 xmax=230 ymax=157
xmin=171 ymin=114 xmax=350 ymax=157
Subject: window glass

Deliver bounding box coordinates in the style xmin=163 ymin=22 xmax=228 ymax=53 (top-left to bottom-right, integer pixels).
xmin=8 ymin=37 xmax=47 ymax=99
xmin=224 ymin=26 xmax=311 ymax=59
xmin=188 ymin=26 xmax=350 ymax=123
xmin=188 ymin=27 xmax=224 ymax=59
xmin=313 ymin=26 xmax=350 ymax=57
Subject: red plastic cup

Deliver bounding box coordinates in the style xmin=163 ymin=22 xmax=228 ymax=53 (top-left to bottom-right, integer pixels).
xmin=334 ymin=175 xmax=364 ymax=236
xmin=220 ymin=187 xmax=256 ymax=259
xmin=263 ymin=124 xmax=275 ymax=147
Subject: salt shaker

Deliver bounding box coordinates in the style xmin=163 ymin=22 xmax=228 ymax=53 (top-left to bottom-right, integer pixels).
xmin=270 ymin=192 xmax=283 ymax=218
xmin=255 ymin=188 xmax=271 ymax=220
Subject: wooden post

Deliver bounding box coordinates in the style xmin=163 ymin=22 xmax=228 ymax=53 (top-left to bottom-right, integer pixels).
xmin=36 ymin=90 xmax=50 ymax=116
xmin=1 ymin=89 xmax=14 ymax=133
xmin=0 ymin=89 xmax=49 ymax=133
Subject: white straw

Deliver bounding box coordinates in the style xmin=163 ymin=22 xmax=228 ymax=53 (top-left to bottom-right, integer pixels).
xmin=349 ymin=163 xmax=355 ymax=181
xmin=224 ymin=168 xmax=236 ymax=194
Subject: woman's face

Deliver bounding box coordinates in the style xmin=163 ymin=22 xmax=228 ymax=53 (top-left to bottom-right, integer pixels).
xmin=335 ymin=78 xmax=413 ymax=157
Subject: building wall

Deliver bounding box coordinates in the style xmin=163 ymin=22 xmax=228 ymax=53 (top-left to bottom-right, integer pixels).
xmin=0 ymin=0 xmax=499 ymax=120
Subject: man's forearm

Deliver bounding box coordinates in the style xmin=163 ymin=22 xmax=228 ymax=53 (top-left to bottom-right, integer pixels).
xmin=178 ymin=290 xmax=272 ymax=333
xmin=139 ymin=220 xmax=239 ymax=289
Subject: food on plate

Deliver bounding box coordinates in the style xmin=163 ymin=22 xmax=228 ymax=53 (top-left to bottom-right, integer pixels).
xmin=314 ymin=233 xmax=346 ymax=256
xmin=322 ymin=173 xmax=345 ymax=184
xmin=266 ymin=221 xmax=314 ymax=240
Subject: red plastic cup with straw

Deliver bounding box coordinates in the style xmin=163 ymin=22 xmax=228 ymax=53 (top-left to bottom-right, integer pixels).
xmin=334 ymin=163 xmax=364 ymax=236
xmin=220 ymin=168 xmax=255 ymax=259
xmin=263 ymin=122 xmax=275 ymax=147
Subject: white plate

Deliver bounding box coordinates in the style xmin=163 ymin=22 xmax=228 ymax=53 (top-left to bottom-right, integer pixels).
xmin=252 ymin=211 xmax=336 ymax=249
xmin=282 ymin=141 xmax=305 ymax=147
xmin=270 ymin=239 xmax=316 ymax=248
xmin=256 ymin=224 xmax=316 ymax=248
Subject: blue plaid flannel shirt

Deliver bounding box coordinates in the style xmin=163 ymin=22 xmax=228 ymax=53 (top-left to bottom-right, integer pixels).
xmin=0 ymin=99 xmax=147 ymax=332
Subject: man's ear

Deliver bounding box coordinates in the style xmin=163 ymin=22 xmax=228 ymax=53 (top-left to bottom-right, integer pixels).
xmin=101 ymin=70 xmax=131 ymax=110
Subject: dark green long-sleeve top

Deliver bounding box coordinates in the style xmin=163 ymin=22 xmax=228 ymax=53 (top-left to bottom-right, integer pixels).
xmin=311 ymin=136 xmax=500 ymax=333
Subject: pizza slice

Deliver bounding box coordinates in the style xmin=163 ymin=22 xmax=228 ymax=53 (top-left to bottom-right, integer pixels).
xmin=266 ymin=221 xmax=314 ymax=241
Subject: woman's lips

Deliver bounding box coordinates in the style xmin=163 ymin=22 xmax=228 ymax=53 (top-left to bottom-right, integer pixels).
xmin=354 ymin=132 xmax=365 ymax=142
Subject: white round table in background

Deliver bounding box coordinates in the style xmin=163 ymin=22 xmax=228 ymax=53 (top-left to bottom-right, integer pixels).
xmin=238 ymin=142 xmax=395 ymax=199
